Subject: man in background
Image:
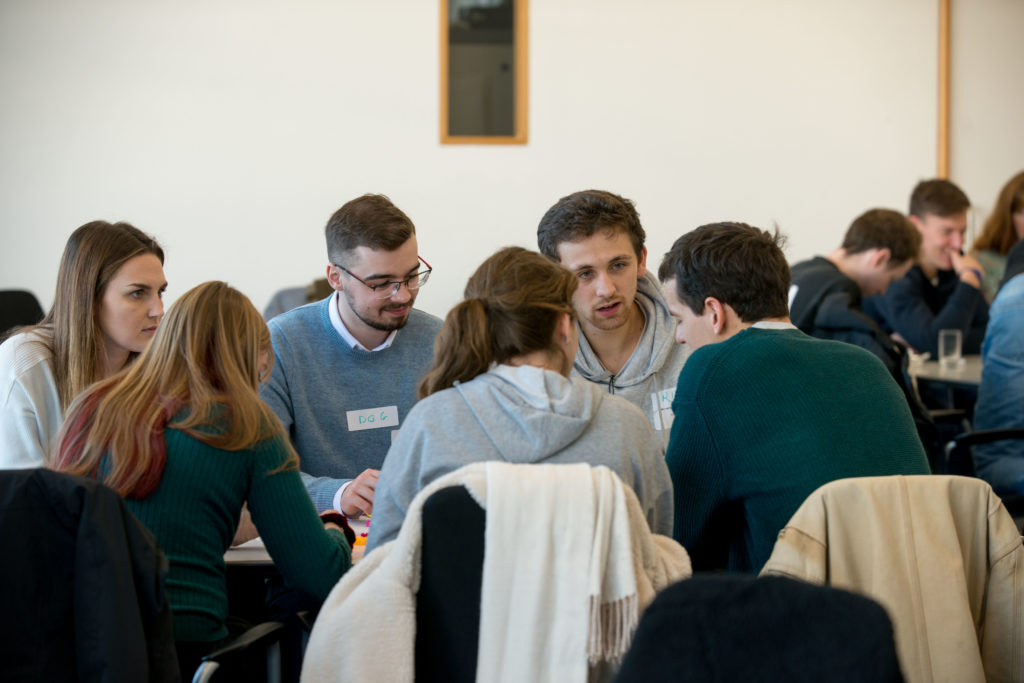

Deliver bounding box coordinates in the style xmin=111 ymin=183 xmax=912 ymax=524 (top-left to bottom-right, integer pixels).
xmin=538 ymin=189 xmax=689 ymax=441
xmin=261 ymin=194 xmax=442 ymax=514
xmin=864 ymin=179 xmax=989 ymax=357
xmin=789 ymin=209 xmax=942 ymax=464
xmin=789 ymin=208 xmax=918 ymax=342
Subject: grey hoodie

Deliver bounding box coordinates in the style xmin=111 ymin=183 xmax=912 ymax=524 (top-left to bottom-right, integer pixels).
xmin=367 ymin=364 xmax=673 ymax=552
xmin=572 ymin=272 xmax=691 ymax=442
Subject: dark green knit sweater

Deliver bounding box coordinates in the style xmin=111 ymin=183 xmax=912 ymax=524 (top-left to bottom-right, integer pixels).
xmin=124 ymin=427 xmax=351 ymax=642
xmin=667 ymin=327 xmax=929 ymax=572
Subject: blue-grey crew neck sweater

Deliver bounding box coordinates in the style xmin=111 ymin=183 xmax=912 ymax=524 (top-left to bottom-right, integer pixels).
xmin=261 ymin=297 xmax=442 ymax=511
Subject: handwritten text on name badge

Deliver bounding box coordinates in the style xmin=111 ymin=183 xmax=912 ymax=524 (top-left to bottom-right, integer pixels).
xmin=346 ymin=405 xmax=399 ymax=432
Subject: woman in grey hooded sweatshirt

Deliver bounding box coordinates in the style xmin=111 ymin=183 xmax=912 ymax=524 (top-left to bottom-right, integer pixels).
xmin=366 ymin=246 xmax=673 ymax=553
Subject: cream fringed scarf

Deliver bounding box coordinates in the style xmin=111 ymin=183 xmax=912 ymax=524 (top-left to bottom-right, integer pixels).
xmin=301 ymin=462 xmax=691 ymax=683
xmin=478 ymin=462 xmax=658 ymax=680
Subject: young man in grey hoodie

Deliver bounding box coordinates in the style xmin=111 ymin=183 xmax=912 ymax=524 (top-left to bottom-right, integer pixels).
xmin=538 ymin=190 xmax=690 ymax=442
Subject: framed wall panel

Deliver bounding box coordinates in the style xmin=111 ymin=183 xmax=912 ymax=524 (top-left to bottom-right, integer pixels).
xmin=440 ymin=0 xmax=528 ymax=144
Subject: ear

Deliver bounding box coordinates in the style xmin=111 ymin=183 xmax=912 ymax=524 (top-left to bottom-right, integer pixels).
xmin=326 ymin=263 xmax=344 ymax=292
xmin=636 ymin=246 xmax=648 ymax=279
xmin=555 ymin=311 xmax=574 ymax=344
xmin=704 ymin=297 xmax=728 ymax=335
xmin=908 ymin=214 xmax=925 ymax=233
xmin=869 ymin=248 xmax=892 ymax=270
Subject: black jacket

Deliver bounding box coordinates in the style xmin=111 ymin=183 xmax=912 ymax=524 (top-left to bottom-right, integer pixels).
xmin=0 ymin=468 xmax=179 ymax=682
xmin=863 ymin=265 xmax=989 ymax=357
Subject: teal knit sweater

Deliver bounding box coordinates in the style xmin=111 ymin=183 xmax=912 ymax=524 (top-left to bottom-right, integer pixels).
xmin=123 ymin=427 xmax=351 ymax=642
xmin=667 ymin=327 xmax=929 ymax=572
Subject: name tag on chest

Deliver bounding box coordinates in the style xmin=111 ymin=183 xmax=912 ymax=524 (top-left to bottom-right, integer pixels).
xmin=346 ymin=406 xmax=399 ymax=432
xmin=650 ymin=388 xmax=676 ymax=431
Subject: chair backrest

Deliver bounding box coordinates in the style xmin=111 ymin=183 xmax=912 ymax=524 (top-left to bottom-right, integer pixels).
xmin=762 ymin=475 xmax=1024 ymax=683
xmin=945 ymin=428 xmax=1024 ymax=528
xmin=0 ymin=289 xmax=44 ymax=337
xmin=615 ymin=575 xmax=904 ymax=683
xmin=414 ymin=485 xmax=486 ymax=683
xmin=945 ymin=427 xmax=1024 ymax=476
xmin=301 ymin=462 xmax=690 ymax=683
xmin=0 ymin=468 xmax=179 ymax=682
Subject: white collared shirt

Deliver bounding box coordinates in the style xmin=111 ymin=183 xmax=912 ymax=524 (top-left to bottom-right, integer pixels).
xmin=751 ymin=320 xmax=798 ymax=331
xmin=328 ymin=291 xmax=397 ymax=351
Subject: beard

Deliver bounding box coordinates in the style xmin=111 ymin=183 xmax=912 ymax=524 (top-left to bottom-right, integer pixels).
xmin=344 ymin=289 xmax=412 ymax=332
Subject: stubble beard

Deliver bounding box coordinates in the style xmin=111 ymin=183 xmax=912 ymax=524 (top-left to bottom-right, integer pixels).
xmin=345 ymin=290 xmax=412 ymax=332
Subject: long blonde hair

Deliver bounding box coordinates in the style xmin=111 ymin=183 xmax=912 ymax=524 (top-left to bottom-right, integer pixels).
xmin=21 ymin=221 xmax=164 ymax=409
xmin=53 ymin=281 xmax=295 ymax=497
xmin=418 ymin=246 xmax=578 ymax=398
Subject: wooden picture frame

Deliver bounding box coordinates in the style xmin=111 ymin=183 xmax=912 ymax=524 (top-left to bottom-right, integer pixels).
xmin=440 ymin=0 xmax=528 ymax=145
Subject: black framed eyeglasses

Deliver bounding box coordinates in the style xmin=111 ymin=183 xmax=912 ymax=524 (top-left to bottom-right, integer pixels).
xmin=334 ymin=256 xmax=432 ymax=300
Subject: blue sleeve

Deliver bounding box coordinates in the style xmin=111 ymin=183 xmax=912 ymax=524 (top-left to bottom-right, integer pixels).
xmin=262 ymin=319 xmax=347 ymax=513
xmin=261 ymin=320 xmax=295 ymax=437
xmin=973 ymin=278 xmax=1024 ymax=495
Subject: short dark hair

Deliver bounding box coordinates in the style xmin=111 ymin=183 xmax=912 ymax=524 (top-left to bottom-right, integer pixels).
xmin=841 ymin=208 xmax=921 ymax=264
xmin=325 ymin=194 xmax=415 ymax=265
xmin=658 ymin=222 xmax=790 ymax=322
xmin=909 ymin=179 xmax=970 ymax=219
xmin=537 ymin=189 xmax=646 ymax=261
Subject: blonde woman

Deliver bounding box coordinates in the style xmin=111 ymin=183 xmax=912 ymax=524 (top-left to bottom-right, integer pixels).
xmin=53 ymin=281 xmax=351 ymax=677
xmin=0 ymin=221 xmax=166 ymax=468
xmin=367 ymin=247 xmax=672 ymax=552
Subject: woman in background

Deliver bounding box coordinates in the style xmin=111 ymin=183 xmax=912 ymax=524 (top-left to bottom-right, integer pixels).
xmin=53 ymin=281 xmax=351 ymax=678
xmin=970 ymin=170 xmax=1024 ymax=301
xmin=367 ymin=246 xmax=673 ymax=552
xmin=0 ymin=220 xmax=166 ymax=468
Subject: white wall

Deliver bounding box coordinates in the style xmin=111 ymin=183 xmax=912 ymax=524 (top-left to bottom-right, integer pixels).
xmin=0 ymin=0 xmax=1019 ymax=319
xmin=951 ymin=0 xmax=1024 ymax=227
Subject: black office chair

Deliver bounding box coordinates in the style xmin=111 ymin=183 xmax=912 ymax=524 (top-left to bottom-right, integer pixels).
xmin=945 ymin=428 xmax=1024 ymax=529
xmin=615 ymin=575 xmax=904 ymax=683
xmin=414 ymin=485 xmax=486 ymax=683
xmin=0 ymin=289 xmax=44 ymax=337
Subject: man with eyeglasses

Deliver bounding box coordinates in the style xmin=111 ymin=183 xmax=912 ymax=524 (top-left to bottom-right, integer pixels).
xmin=261 ymin=194 xmax=442 ymax=517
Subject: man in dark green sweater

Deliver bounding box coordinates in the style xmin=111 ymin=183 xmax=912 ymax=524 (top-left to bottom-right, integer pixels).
xmin=658 ymin=222 xmax=930 ymax=573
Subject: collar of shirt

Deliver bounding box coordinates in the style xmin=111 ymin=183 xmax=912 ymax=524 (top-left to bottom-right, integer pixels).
xmin=329 ymin=291 xmax=397 ymax=352
xmin=751 ymin=320 xmax=798 ymax=331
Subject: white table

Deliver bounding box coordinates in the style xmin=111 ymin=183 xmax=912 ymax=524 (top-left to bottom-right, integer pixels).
xmin=224 ymin=537 xmax=272 ymax=566
xmin=907 ymin=355 xmax=983 ymax=388
xmin=224 ymin=536 xmax=367 ymax=566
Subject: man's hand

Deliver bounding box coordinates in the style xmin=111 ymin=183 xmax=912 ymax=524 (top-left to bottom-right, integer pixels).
xmin=340 ymin=468 xmax=380 ymax=517
xmin=890 ymin=331 xmax=917 ymax=353
xmin=950 ymin=251 xmax=984 ymax=289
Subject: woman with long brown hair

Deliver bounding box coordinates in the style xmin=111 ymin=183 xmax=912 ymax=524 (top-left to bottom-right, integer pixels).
xmin=366 ymin=246 xmax=672 ymax=552
xmin=53 ymin=281 xmax=351 ymax=676
xmin=0 ymin=220 xmax=166 ymax=468
xmin=970 ymin=170 xmax=1024 ymax=301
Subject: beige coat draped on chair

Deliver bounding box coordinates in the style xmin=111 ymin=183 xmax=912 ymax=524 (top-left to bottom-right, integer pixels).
xmin=761 ymin=475 xmax=1023 ymax=683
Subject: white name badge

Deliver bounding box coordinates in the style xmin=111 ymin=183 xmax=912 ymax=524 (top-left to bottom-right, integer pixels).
xmin=649 ymin=388 xmax=677 ymax=431
xmin=346 ymin=405 xmax=399 ymax=432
